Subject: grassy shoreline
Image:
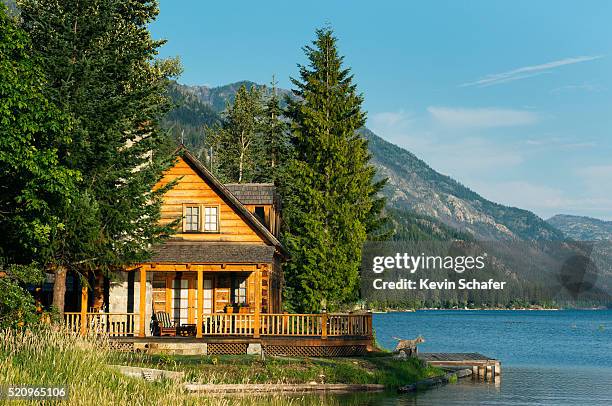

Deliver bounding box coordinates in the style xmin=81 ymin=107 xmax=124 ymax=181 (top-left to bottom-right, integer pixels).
xmin=112 ymin=351 xmax=440 ymax=387
xmin=0 ymin=328 xmax=439 ymax=405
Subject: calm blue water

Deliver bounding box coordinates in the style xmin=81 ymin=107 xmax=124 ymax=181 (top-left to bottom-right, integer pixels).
xmin=309 ymin=310 xmax=612 ymax=405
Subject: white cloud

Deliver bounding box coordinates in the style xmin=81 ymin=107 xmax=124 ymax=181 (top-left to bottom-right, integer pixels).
xmin=461 ymin=55 xmax=603 ymax=87
xmin=471 ymin=180 xmax=612 ymax=219
xmin=551 ymin=82 xmax=603 ymax=94
xmin=524 ymin=137 xmax=597 ymax=149
xmin=427 ymin=106 xmax=538 ymax=128
xmin=369 ymin=110 xmax=413 ymax=131
xmin=577 ymin=165 xmax=612 ymax=194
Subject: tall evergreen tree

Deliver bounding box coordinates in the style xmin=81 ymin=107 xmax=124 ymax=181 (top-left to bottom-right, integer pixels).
xmin=281 ymin=27 xmax=381 ymax=312
xmin=18 ymin=0 xmax=180 ymax=314
xmin=256 ymin=77 xmax=290 ymax=182
xmin=210 ymin=84 xmax=263 ymax=183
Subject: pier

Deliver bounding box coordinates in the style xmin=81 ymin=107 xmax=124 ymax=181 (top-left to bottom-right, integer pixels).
xmin=418 ymin=353 xmax=501 ymax=381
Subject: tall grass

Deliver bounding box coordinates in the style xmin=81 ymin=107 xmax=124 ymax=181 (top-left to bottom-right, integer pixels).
xmin=0 ymin=328 xmax=322 ymax=405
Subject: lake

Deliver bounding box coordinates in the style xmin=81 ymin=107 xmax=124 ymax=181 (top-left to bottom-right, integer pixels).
xmin=300 ymin=310 xmax=612 ymax=405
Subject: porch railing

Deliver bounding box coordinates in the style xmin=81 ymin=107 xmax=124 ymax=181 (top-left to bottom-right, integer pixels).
xmin=63 ymin=312 xmax=372 ymax=339
xmin=63 ymin=312 xmax=137 ymax=336
xmin=202 ymin=313 xmax=254 ymax=335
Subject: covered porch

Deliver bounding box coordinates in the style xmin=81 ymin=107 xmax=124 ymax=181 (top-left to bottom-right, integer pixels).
xmin=63 ymin=262 xmax=373 ymax=343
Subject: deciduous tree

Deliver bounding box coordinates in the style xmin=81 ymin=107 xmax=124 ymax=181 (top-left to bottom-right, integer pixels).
xmin=18 ymin=0 xmax=180 ymax=313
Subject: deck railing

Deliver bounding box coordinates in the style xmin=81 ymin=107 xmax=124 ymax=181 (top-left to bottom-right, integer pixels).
xmin=64 ymin=312 xmax=137 ymax=336
xmin=260 ymin=313 xmax=323 ymax=336
xmin=63 ymin=312 xmax=372 ymax=338
xmin=202 ymin=313 xmax=254 ymax=335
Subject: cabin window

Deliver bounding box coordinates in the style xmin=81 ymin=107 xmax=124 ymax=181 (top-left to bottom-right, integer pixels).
xmin=232 ymin=276 xmax=247 ymax=305
xmin=254 ymin=206 xmax=266 ymax=226
xmin=204 ymin=206 xmax=219 ymax=232
xmin=184 ymin=206 xmax=200 ymax=232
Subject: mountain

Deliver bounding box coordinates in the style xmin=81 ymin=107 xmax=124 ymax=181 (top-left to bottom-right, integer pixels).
xmin=172 ymin=80 xmax=292 ymax=112
xmin=164 ymin=81 xmax=566 ymax=242
xmin=162 ymin=81 xmax=612 ymax=306
xmin=363 ymin=128 xmax=566 ymax=241
xmin=548 ymin=214 xmax=612 ymax=241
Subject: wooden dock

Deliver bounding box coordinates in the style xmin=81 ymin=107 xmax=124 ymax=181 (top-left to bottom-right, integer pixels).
xmin=418 ymin=353 xmax=501 ymax=381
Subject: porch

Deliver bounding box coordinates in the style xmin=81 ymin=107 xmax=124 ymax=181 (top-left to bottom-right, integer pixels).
xmin=63 ymin=311 xmax=373 ymax=339
xmin=64 ymin=263 xmax=373 ymax=355
xmin=63 ymin=311 xmax=373 ymax=357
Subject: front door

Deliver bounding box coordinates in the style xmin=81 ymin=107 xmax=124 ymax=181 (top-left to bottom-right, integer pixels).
xmin=172 ymin=277 xmax=189 ymax=326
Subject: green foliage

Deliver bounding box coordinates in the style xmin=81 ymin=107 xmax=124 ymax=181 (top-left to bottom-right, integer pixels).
xmin=281 ymin=27 xmax=382 ymax=312
xmin=163 ymin=81 xmax=221 ymax=158
xmin=201 ymin=80 xmax=291 ymax=184
xmin=387 ymin=208 xmax=473 ymax=242
xmin=114 ymin=352 xmax=440 ymax=387
xmin=209 ymin=84 xmax=264 ymax=183
xmin=0 ymin=4 xmax=77 ymax=264
xmin=0 ymin=262 xmax=44 ymax=329
xmin=257 ymin=78 xmax=291 ymax=182
xmin=18 ymin=0 xmax=181 ymax=272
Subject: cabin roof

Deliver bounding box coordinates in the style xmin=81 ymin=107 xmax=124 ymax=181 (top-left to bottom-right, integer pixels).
xmin=151 ymin=241 xmax=275 ymax=264
xmin=172 ymin=146 xmax=286 ymax=257
xmin=225 ymin=183 xmax=276 ymax=205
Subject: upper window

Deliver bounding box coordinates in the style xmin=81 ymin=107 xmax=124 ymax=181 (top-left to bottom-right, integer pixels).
xmin=204 ymin=206 xmax=219 ymax=232
xmin=254 ymin=206 xmax=266 ymax=226
xmin=184 ymin=206 xmax=200 ymax=232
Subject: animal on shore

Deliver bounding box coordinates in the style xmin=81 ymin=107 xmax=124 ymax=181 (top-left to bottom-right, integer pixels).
xmin=392 ymin=335 xmax=425 ymax=357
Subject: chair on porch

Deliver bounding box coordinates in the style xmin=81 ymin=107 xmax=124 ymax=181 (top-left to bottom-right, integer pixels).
xmin=154 ymin=311 xmax=177 ymax=337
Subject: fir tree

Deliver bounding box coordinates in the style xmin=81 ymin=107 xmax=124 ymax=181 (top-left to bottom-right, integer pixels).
xmin=18 ymin=0 xmax=180 ymax=314
xmin=210 ymin=84 xmax=263 ymax=183
xmin=257 ymin=77 xmax=290 ymax=182
xmin=281 ymin=27 xmax=381 ymax=312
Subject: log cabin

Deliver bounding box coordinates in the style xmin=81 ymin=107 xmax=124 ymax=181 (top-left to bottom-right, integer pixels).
xmin=60 ymin=146 xmax=373 ymax=356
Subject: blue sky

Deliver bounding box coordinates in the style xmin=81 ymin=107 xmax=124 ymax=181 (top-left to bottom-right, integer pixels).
xmin=151 ymin=0 xmax=612 ymax=221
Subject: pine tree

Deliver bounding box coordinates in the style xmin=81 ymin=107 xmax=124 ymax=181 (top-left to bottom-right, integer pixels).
xmin=281 ymin=27 xmax=381 ymax=312
xmin=257 ymin=77 xmax=290 ymax=182
xmin=211 ymin=84 xmax=264 ymax=183
xmin=18 ymin=0 xmax=180 ymax=314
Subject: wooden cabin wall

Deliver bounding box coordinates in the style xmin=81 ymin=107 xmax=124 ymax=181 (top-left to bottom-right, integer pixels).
xmin=149 ymin=269 xmax=273 ymax=316
xmin=156 ymin=157 xmax=265 ymax=243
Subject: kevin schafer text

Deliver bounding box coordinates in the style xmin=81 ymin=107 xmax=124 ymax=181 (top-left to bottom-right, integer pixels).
xmin=372 ymin=278 xmax=507 ymax=290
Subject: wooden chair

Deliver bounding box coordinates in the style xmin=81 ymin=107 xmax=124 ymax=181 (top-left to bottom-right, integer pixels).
xmin=154 ymin=311 xmax=177 ymax=337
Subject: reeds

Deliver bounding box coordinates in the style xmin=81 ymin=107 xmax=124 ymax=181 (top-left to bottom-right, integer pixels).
xmin=0 ymin=328 xmax=339 ymax=405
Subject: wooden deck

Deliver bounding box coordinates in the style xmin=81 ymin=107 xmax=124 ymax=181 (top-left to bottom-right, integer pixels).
xmin=418 ymin=353 xmax=501 ymax=380
xmin=63 ymin=312 xmax=374 ymax=357
xmin=109 ymin=335 xmax=373 ymax=357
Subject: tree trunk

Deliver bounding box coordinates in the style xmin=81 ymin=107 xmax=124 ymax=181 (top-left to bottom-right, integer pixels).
xmin=53 ymin=266 xmax=67 ymax=317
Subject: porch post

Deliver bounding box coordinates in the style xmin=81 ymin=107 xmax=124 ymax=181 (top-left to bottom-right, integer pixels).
xmin=80 ymin=277 xmax=88 ymax=336
xmin=139 ymin=267 xmax=146 ymax=338
xmin=253 ymin=267 xmax=261 ymax=338
xmin=197 ymin=269 xmax=203 ymax=338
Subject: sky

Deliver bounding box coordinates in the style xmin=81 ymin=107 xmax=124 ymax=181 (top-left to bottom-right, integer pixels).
xmin=151 ymin=0 xmax=612 ymax=221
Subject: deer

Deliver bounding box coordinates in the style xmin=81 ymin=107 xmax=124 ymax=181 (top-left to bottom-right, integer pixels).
xmin=392 ymin=335 xmax=425 ymax=357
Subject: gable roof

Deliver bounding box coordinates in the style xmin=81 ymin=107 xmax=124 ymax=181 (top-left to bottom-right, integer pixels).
xmin=176 ymin=146 xmax=286 ymax=256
